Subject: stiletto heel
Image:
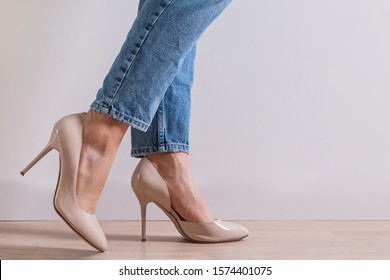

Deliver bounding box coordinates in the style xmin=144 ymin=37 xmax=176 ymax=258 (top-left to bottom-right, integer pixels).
xmin=20 ymin=129 xmax=57 ymax=176
xmin=20 ymin=113 xmax=107 ymax=252
xmin=133 ymin=190 xmax=152 ymax=241
xmin=131 ymin=158 xmax=249 ymax=243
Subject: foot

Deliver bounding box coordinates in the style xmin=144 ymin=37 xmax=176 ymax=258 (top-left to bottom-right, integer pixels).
xmin=76 ymin=110 xmax=128 ymax=214
xmin=146 ymin=152 xmax=215 ymax=223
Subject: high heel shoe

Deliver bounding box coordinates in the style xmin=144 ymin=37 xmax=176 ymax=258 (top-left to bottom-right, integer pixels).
xmin=20 ymin=113 xmax=107 ymax=252
xmin=131 ymin=158 xmax=249 ymax=243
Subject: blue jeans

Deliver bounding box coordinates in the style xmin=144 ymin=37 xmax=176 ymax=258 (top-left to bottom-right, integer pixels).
xmin=90 ymin=0 xmax=232 ymax=157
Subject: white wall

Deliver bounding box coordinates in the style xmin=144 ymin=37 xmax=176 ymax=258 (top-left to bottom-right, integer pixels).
xmin=1 ymin=0 xmax=390 ymax=220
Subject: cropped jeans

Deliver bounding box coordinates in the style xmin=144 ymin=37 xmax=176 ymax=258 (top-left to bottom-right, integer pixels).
xmin=90 ymin=0 xmax=232 ymax=157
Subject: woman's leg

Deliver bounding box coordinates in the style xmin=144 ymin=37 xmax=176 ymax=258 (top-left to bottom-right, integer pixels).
xmin=131 ymin=45 xmax=214 ymax=222
xmin=77 ymin=0 xmax=232 ymax=216
xmin=76 ymin=110 xmax=128 ymax=214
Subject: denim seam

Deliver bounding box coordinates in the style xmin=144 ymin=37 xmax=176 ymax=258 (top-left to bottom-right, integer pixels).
xmin=157 ymin=101 xmax=164 ymax=147
xmin=131 ymin=143 xmax=190 ymax=157
xmin=108 ymin=0 xmax=176 ymax=107
xmin=132 ymin=144 xmax=190 ymax=150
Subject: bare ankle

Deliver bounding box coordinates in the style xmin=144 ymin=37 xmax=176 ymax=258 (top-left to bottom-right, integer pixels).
xmin=76 ymin=110 xmax=128 ymax=214
xmin=146 ymin=152 xmax=189 ymax=171
xmin=86 ymin=109 xmax=129 ymax=135
xmin=83 ymin=110 xmax=128 ymax=153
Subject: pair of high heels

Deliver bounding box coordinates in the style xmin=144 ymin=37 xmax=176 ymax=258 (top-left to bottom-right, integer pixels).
xmin=21 ymin=113 xmax=248 ymax=251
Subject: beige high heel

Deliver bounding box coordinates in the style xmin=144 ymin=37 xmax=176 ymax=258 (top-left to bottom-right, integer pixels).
xmin=20 ymin=113 xmax=107 ymax=252
xmin=131 ymin=158 xmax=249 ymax=243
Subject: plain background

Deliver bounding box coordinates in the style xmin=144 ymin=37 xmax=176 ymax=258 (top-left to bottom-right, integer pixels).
xmin=1 ymin=0 xmax=390 ymax=220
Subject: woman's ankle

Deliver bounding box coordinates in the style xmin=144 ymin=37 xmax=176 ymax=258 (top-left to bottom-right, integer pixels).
xmin=145 ymin=152 xmax=215 ymax=222
xmin=146 ymin=152 xmax=189 ymax=175
xmin=76 ymin=109 xmax=128 ymax=214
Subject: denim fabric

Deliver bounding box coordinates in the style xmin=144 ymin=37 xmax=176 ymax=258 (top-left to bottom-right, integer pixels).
xmin=91 ymin=0 xmax=232 ymax=157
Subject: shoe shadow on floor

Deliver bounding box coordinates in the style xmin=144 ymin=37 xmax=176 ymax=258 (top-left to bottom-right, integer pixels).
xmin=105 ymin=232 xmax=187 ymax=243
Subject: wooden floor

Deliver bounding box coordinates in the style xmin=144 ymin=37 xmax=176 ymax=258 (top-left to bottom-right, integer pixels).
xmin=1 ymin=220 xmax=390 ymax=260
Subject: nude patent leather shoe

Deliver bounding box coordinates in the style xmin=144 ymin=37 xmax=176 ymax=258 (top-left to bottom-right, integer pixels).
xmin=131 ymin=158 xmax=249 ymax=243
xmin=20 ymin=113 xmax=107 ymax=252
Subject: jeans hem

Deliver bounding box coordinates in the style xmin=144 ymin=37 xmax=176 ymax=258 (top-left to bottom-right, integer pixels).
xmin=131 ymin=144 xmax=190 ymax=158
xmin=90 ymin=101 xmax=150 ymax=132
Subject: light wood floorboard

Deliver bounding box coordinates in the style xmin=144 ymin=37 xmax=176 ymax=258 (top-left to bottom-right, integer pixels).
xmin=1 ymin=220 xmax=390 ymax=260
